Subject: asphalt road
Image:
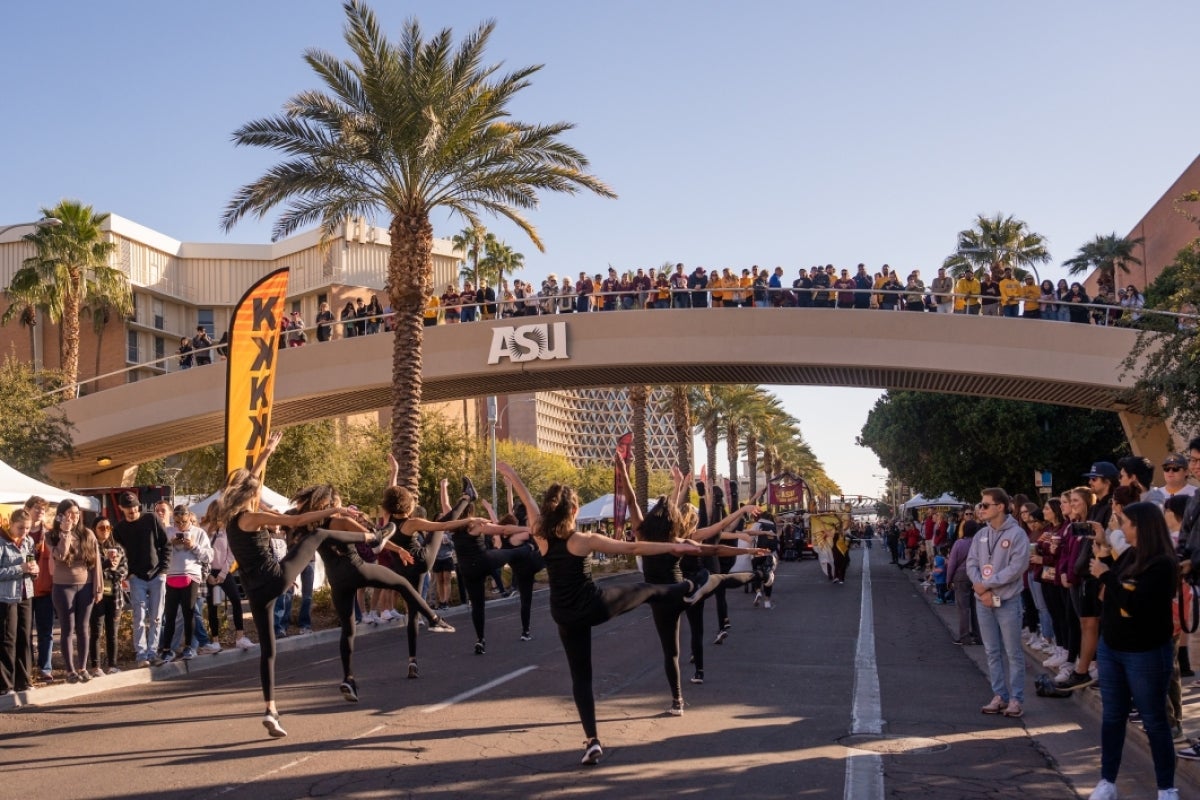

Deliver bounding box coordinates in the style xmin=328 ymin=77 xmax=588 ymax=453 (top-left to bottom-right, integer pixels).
xmin=0 ymin=547 xmax=1185 ymax=799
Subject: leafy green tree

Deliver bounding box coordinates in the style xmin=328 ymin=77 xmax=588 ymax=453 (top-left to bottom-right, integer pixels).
xmin=1062 ymin=233 xmax=1144 ymax=294
xmin=3 ymin=201 xmax=128 ymax=392
xmin=942 ymin=213 xmax=1051 ymax=281
xmin=221 ymin=2 xmax=614 ymax=496
xmin=0 ymin=356 xmax=74 ymax=479
xmin=858 ymin=391 xmax=1128 ymax=501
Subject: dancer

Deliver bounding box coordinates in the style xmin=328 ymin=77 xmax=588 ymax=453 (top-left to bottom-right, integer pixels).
xmin=289 ymin=482 xmax=457 ymax=700
xmin=481 ymin=478 xmax=545 ymax=642
xmin=499 ymin=461 xmax=718 ymax=766
xmin=218 ymin=434 xmax=387 ymax=738
xmin=445 ymin=478 xmax=534 ymax=656
xmin=376 ymin=456 xmax=475 ymax=678
xmin=619 ymin=461 xmax=767 ymax=708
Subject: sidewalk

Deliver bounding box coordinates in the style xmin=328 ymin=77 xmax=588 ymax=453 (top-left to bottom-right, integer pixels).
xmin=902 ymin=565 xmax=1200 ymax=793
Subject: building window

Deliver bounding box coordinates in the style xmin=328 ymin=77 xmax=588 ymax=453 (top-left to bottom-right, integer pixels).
xmin=127 ymin=330 xmax=139 ymax=363
xmin=154 ymin=336 xmax=165 ymax=363
xmin=317 ymin=292 xmax=327 ymax=307
xmin=292 ymin=300 xmax=301 ymax=315
xmin=153 ymin=298 xmax=164 ymax=330
xmin=198 ymin=308 xmax=214 ymax=336
xmin=130 ymin=292 xmax=139 ymax=325
xmin=126 ymin=370 xmax=139 ymax=384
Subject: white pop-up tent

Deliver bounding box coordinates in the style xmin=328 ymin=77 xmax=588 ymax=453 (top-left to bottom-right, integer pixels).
xmin=0 ymin=459 xmax=99 ymax=511
xmin=190 ymin=485 xmax=291 ymax=517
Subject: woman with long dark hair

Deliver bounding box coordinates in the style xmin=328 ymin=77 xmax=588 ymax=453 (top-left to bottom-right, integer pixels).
xmin=218 ymin=439 xmax=387 ymax=738
xmin=1055 ymin=486 xmax=1099 ymax=690
xmin=1086 ymin=502 xmax=1179 ymax=800
xmin=1033 ymin=498 xmax=1070 ymax=667
xmin=48 ymin=499 xmax=102 ymax=684
xmin=499 ymin=461 xmax=717 ymax=765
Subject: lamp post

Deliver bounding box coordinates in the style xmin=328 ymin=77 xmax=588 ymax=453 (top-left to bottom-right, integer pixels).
xmin=0 ymin=217 xmax=62 ymax=238
xmin=488 ymin=395 xmax=538 ymax=514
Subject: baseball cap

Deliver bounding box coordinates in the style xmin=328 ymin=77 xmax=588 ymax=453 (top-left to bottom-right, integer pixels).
xmin=1163 ymin=454 xmax=1188 ymax=469
xmin=118 ymin=491 xmax=139 ymax=508
xmin=1082 ymin=462 xmax=1118 ymax=480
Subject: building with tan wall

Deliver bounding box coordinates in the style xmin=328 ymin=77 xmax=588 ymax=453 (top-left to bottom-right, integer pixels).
xmin=0 ymin=214 xmax=462 ymax=392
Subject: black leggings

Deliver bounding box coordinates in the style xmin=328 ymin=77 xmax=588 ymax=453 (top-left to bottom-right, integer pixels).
xmin=687 ymin=571 xmax=754 ymax=670
xmin=326 ymin=559 xmax=439 ymax=681
xmin=751 ymin=556 xmax=776 ymax=598
xmin=207 ymin=572 xmax=245 ymax=636
xmin=649 ymin=600 xmax=685 ymax=700
xmin=161 ymin=581 xmax=199 ymax=654
xmin=510 ymin=544 xmax=543 ymax=634
xmin=459 ymin=548 xmax=532 ymax=642
xmin=556 ymin=580 xmax=691 ymax=740
xmin=1042 ymin=579 xmax=1068 ymax=646
xmin=88 ymin=594 xmax=119 ymax=669
xmin=390 ymin=496 xmax=471 ymax=656
xmin=243 ymin=527 xmax=364 ymax=703
xmin=714 ymin=556 xmax=734 ymax=627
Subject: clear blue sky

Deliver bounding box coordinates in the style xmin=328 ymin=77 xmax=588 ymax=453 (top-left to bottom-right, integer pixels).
xmin=4 ymin=1 xmax=1198 ymax=495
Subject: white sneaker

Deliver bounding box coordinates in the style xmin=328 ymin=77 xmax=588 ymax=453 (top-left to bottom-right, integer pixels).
xmin=753 ymin=591 xmax=763 ymax=607
xmin=1044 ymin=650 xmax=1068 ymax=668
xmin=764 ymin=599 xmax=773 ymax=609
xmin=1087 ymin=778 xmax=1118 ymax=800
xmin=1056 ymin=665 xmax=1075 ymax=683
xmin=1088 ymin=664 xmax=1099 ymax=681
xmin=1038 ymin=639 xmax=1058 ymax=654
xmin=198 ymin=643 xmax=221 ymax=654
xmin=380 ymin=609 xmax=400 ymax=622
xmin=363 ymin=611 xmax=380 ymax=625
xmin=1157 ymin=789 xmax=1180 ymax=800
xmin=235 ymin=635 xmax=255 ymax=650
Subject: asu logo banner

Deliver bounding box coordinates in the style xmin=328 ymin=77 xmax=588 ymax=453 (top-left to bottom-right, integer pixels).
xmin=225 ymin=268 xmax=289 ymax=476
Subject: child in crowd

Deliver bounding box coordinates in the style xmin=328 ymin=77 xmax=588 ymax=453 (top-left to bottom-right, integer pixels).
xmin=932 ymin=544 xmax=950 ymax=604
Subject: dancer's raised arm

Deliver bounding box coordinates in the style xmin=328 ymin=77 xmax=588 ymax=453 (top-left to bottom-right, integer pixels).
xmin=497 ymin=462 xmax=538 ymax=530
xmin=615 ymin=455 xmax=644 ymax=528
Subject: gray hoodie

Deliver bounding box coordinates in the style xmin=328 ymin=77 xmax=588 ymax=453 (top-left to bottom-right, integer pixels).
xmin=965 ymin=513 xmax=1029 ymax=602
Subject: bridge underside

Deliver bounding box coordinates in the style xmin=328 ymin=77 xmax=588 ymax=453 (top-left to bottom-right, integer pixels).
xmin=51 ymin=308 xmax=1161 ymax=484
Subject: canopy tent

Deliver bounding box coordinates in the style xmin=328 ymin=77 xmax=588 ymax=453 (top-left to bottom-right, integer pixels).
xmin=902 ymin=492 xmax=968 ymax=510
xmin=190 ymin=485 xmax=291 ymax=517
xmin=575 ymin=493 xmax=656 ymax=525
xmin=0 ymin=459 xmax=99 ymax=511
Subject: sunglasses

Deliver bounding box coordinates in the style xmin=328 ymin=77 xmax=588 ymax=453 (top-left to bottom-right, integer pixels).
xmin=976 ymin=502 xmax=1001 ymax=509
xmin=1164 ymin=466 xmax=1184 ymax=473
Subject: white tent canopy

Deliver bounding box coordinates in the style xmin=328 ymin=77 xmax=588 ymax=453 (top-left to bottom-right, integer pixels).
xmin=190 ymin=485 xmax=291 ymax=517
xmin=576 ymin=493 xmax=657 ymax=525
xmin=903 ymin=492 xmax=968 ymax=510
xmin=0 ymin=459 xmax=99 ymax=511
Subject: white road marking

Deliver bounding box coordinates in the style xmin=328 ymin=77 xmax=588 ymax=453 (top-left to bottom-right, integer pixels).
xmin=421 ymin=665 xmax=538 ymax=714
xmin=844 ymin=545 xmax=885 ymax=800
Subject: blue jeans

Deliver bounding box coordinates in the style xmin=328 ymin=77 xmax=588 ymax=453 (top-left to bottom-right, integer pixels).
xmin=1027 ymin=581 xmax=1055 ymax=642
xmin=128 ymin=574 xmax=166 ymax=661
xmin=274 ymin=589 xmax=294 ymax=635
xmin=1002 ymin=304 xmax=1019 ymax=317
xmin=32 ymin=595 xmax=55 ymax=672
xmin=976 ymin=593 xmax=1025 ymax=702
xmin=1097 ymin=639 xmax=1175 ymax=790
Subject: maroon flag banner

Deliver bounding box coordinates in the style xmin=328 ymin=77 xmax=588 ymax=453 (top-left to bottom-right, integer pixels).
xmin=768 ymin=472 xmax=809 ymax=513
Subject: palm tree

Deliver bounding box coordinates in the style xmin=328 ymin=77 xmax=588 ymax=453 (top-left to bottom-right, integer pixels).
xmin=690 ymin=386 xmax=723 ymax=506
xmin=1062 ymin=233 xmax=1144 ymax=294
xmin=669 ymin=386 xmax=691 ymax=477
xmin=82 ymin=274 xmax=134 ymax=393
xmin=719 ymin=385 xmax=759 ymax=502
xmin=5 ymin=200 xmax=123 ymax=393
xmin=2 ymin=271 xmax=56 ymax=368
xmin=941 ymin=213 xmax=1051 ymax=280
xmin=742 ymin=393 xmax=791 ymax=496
xmin=452 ymin=224 xmax=488 ymax=286
xmin=221 ymin=3 xmax=615 ymax=493
xmin=629 ymin=385 xmax=648 ymax=512
xmin=480 ymin=238 xmax=524 ymax=288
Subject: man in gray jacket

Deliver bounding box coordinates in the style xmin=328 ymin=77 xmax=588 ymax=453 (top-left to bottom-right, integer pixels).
xmin=966 ymin=487 xmax=1031 ymax=718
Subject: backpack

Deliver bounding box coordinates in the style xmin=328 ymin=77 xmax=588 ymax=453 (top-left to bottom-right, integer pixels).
xmin=1035 ymin=673 xmax=1072 ymax=698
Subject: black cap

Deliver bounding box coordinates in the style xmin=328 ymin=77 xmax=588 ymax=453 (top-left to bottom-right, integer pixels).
xmin=1082 ymin=462 xmax=1118 ymax=480
xmin=118 ymin=491 xmax=139 ymax=509
xmin=1163 ymin=454 xmax=1188 ymax=469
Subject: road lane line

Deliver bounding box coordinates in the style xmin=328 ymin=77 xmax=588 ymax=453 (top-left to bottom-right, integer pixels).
xmin=209 ymin=724 xmax=387 ymax=797
xmin=844 ymin=544 xmax=885 ymax=800
xmin=421 ymin=665 xmax=538 ymax=714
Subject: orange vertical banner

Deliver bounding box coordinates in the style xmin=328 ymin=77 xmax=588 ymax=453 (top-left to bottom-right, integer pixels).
xmin=224 ymin=268 xmax=290 ymax=476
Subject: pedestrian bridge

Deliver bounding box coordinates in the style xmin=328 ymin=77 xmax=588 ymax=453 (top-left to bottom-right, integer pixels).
xmin=51 ymin=308 xmax=1164 ymax=484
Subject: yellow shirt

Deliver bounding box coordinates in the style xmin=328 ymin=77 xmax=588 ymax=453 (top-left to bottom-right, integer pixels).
xmin=999 ymin=278 xmax=1022 ymax=306
xmin=954 ymin=276 xmax=981 ymax=310
xmin=1021 ymin=283 xmax=1040 ymax=311
xmin=709 ymin=275 xmax=724 ymax=301
xmin=424 ymin=295 xmax=440 ymax=321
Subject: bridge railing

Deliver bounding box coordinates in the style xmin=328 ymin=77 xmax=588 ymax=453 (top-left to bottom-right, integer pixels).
xmin=47 ymin=288 xmax=1195 ymax=400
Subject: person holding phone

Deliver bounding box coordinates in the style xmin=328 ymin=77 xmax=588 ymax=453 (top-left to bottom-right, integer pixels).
xmin=0 ymin=508 xmax=38 ymax=694
xmin=157 ymin=506 xmax=213 ymax=663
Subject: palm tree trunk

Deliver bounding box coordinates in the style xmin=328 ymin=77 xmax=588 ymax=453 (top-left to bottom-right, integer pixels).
xmin=388 ymin=213 xmax=435 ymax=495
xmin=704 ymin=422 xmax=718 ymax=519
xmin=726 ymin=421 xmax=739 ymax=494
xmin=62 ymin=276 xmax=81 ymax=391
xmin=671 ymin=386 xmax=691 ymax=476
xmin=630 ymin=385 xmax=648 ymax=513
xmin=746 ymin=433 xmax=758 ymax=496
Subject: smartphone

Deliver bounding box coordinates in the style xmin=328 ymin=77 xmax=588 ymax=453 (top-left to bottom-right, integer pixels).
xmin=1071 ymin=522 xmax=1092 ymax=535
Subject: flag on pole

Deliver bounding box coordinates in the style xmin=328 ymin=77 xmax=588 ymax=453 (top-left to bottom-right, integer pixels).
xmin=224 ymin=268 xmax=290 ymax=477
xmin=612 ymin=432 xmax=633 ymax=537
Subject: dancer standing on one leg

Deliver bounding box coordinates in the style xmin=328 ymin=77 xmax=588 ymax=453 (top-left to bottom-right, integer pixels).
xmin=619 ymin=461 xmax=766 ymax=708
xmin=499 ymin=461 xmax=722 ymax=766
xmin=288 ymin=483 xmax=458 ymax=701
xmin=218 ymin=434 xmax=387 ymax=738
xmin=481 ymin=481 xmax=544 ymax=642
xmin=376 ymin=457 xmax=476 ymax=679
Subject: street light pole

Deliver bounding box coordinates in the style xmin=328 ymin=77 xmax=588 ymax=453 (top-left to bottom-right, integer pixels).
xmin=0 ymin=217 xmax=62 ymax=238
xmin=487 ymin=396 xmax=498 ymax=512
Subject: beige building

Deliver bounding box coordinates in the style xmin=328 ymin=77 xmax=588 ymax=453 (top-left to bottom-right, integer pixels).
xmin=0 ymin=214 xmax=461 ymax=391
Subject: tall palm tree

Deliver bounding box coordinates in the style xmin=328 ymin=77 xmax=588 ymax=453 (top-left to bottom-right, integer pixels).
xmin=1062 ymin=233 xmax=1144 ymax=294
xmin=669 ymin=386 xmax=691 ymax=477
xmin=941 ymin=213 xmax=1051 ymax=280
xmin=742 ymin=393 xmax=791 ymax=496
xmin=629 ymin=385 xmax=648 ymax=512
xmin=221 ymin=3 xmax=615 ymax=493
xmin=690 ymin=386 xmax=723 ymax=506
xmin=6 ymin=200 xmax=123 ymax=393
xmin=452 ymin=224 xmax=488 ymax=286
xmin=480 ymin=238 xmax=524 ymax=288
xmin=81 ymin=274 xmax=134 ymax=393
xmin=719 ymin=385 xmax=759 ymax=501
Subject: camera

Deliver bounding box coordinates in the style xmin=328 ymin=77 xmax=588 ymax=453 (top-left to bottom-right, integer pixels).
xmin=1071 ymin=522 xmax=1092 ymax=535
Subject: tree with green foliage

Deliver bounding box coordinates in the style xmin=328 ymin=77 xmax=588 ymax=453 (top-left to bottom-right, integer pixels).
xmin=942 ymin=213 xmax=1051 ymax=281
xmin=858 ymin=391 xmax=1128 ymax=501
xmin=0 ymin=356 xmax=75 ymax=479
xmin=221 ymin=2 xmax=615 ymax=497
xmin=1062 ymin=233 xmax=1144 ymax=295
